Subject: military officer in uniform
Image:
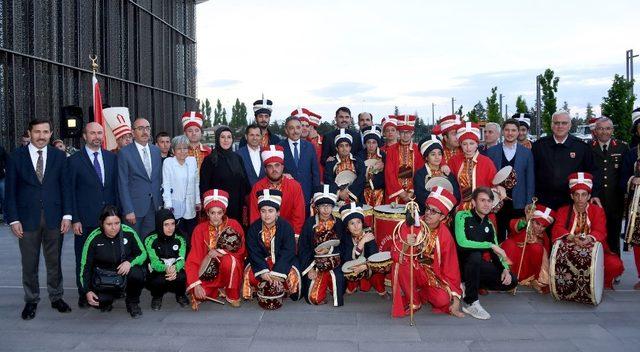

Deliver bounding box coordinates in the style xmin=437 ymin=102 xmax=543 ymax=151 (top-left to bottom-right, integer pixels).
xmin=592 ymin=117 xmax=628 ymax=255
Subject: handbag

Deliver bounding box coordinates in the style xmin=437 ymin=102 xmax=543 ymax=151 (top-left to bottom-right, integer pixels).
xmin=92 ymin=232 xmax=127 ymax=291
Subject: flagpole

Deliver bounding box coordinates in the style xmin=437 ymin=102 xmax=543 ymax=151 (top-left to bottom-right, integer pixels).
xmin=90 ymin=55 xmax=106 ymax=148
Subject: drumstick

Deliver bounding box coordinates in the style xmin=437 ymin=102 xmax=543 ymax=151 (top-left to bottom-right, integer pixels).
xmin=409 ymin=215 xmax=415 ymax=327
xmin=205 ymin=296 xmax=226 ymax=305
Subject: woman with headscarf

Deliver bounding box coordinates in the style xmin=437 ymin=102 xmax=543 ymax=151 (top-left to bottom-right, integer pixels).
xmin=200 ymin=126 xmax=251 ymax=224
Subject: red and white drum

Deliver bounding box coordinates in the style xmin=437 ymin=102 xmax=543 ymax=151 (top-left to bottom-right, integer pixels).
xmin=333 ymin=204 xmax=373 ymax=228
xmin=549 ymin=239 xmax=604 ymax=306
xmin=373 ymin=204 xmax=406 ymax=250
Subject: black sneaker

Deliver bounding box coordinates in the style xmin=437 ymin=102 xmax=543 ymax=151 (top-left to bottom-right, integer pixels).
xmin=176 ymin=294 xmax=190 ymax=308
xmin=151 ymin=297 xmax=162 ymax=311
xmin=127 ymin=303 xmax=143 ymax=319
xmin=78 ymin=296 xmax=89 ymax=309
xmin=100 ymin=303 xmax=113 ymax=312
xmin=51 ymin=299 xmax=72 ymax=313
xmin=21 ymin=303 xmax=37 ymax=320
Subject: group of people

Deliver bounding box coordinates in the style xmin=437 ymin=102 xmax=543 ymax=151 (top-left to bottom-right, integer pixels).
xmin=5 ymin=95 xmax=640 ymax=321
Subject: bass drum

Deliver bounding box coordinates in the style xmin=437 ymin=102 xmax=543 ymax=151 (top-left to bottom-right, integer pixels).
xmin=549 ymin=239 xmax=604 ymax=306
xmin=373 ymin=204 xmax=406 ymax=250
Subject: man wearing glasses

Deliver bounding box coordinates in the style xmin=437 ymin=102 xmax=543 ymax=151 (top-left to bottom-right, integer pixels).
xmin=531 ymin=110 xmax=600 ymax=209
xmin=591 ymin=117 xmax=627 ymax=256
xmin=118 ymin=118 xmax=163 ymax=238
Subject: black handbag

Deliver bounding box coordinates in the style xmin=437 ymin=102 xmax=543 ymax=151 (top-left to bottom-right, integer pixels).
xmin=92 ymin=232 xmax=127 ymax=291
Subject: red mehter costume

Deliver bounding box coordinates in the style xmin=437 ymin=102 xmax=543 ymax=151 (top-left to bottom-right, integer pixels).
xmin=181 ymin=111 xmax=212 ymax=171
xmin=448 ymin=151 xmax=497 ymax=211
xmin=432 ymin=114 xmax=462 ymax=165
xmin=185 ymin=190 xmax=245 ymax=305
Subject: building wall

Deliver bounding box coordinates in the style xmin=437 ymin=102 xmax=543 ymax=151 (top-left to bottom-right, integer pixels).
xmin=0 ymin=0 xmax=199 ymax=150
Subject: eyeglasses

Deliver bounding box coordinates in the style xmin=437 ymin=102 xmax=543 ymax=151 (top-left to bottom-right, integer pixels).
xmin=595 ymin=127 xmax=613 ymax=131
xmin=552 ymin=121 xmax=570 ymax=126
xmin=424 ymin=207 xmax=443 ymax=216
xmin=134 ymin=126 xmax=151 ymax=131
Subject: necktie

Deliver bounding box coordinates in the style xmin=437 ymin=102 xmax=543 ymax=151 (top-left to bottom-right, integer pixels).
xmin=143 ymin=147 xmax=152 ymax=178
xmin=93 ymin=152 xmax=103 ymax=184
xmin=35 ymin=150 xmax=44 ymax=183
xmin=602 ymin=144 xmax=608 ymax=155
xmin=293 ymin=142 xmax=299 ymax=167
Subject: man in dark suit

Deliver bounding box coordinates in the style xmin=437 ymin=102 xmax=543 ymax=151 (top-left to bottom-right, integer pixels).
xmin=279 ymin=116 xmax=321 ymax=208
xmin=532 ymin=110 xmax=600 ymax=209
xmin=5 ymin=118 xmax=72 ymax=320
xmin=67 ymin=122 xmax=119 ymax=307
xmin=486 ymin=119 xmax=535 ymax=242
xmin=118 ymin=118 xmax=162 ymax=238
xmin=320 ymin=107 xmax=363 ymax=166
xmin=236 ymin=124 xmax=265 ymax=187
xmin=592 ymin=117 xmax=628 ymax=255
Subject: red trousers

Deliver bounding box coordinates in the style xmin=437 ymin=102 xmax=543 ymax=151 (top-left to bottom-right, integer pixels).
xmin=604 ymin=251 xmax=624 ymax=289
xmin=391 ymin=263 xmax=451 ymax=317
xmin=501 ymin=240 xmax=545 ymax=282
xmin=194 ymin=254 xmax=242 ymax=302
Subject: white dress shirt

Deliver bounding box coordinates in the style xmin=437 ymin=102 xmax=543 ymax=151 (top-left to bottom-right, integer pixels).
xmin=502 ymin=142 xmax=517 ymax=162
xmin=85 ymin=146 xmax=105 ymax=184
xmin=288 ymin=138 xmax=301 ymax=160
xmin=248 ymin=145 xmax=262 ymax=176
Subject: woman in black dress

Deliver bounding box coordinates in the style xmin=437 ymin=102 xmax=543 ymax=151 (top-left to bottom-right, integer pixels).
xmin=200 ymin=126 xmax=250 ymax=224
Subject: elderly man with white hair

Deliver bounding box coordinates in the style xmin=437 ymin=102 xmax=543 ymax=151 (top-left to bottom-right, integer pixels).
xmin=531 ymin=110 xmax=600 ymax=209
xmin=480 ymin=122 xmax=500 ymax=155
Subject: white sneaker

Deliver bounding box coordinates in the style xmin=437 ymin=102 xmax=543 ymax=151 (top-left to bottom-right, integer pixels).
xmin=462 ymin=300 xmax=491 ymax=320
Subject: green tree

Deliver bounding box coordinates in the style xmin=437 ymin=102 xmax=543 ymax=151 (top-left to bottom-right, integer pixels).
xmin=467 ymin=101 xmax=486 ymax=122
xmin=316 ymin=121 xmax=333 ymax=136
xmin=230 ymin=98 xmax=248 ymax=133
xmin=221 ymin=108 xmax=228 ymax=126
xmin=200 ymin=98 xmax=213 ymax=128
xmin=486 ymin=87 xmax=501 ymax=123
xmin=515 ymin=96 xmax=528 ymax=114
xmin=394 ymin=106 xmax=400 ymax=115
xmin=601 ymin=74 xmax=636 ymax=142
xmin=585 ymin=102 xmax=595 ymax=120
xmin=414 ymin=113 xmax=428 ymax=142
xmin=455 ymin=105 xmax=463 ymax=116
xmin=213 ymin=99 xmax=223 ymax=126
xmin=539 ymin=69 xmax=560 ymax=134
xmin=562 ymin=101 xmax=570 ymax=115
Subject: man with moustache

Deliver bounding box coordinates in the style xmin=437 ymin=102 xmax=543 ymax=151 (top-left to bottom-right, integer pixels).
xmin=182 ymin=111 xmax=211 ymax=171
xmin=239 ymin=97 xmax=281 ymax=148
xmin=67 ymin=122 xmax=119 ymax=307
xmin=118 ymin=118 xmax=163 ymax=238
xmin=5 ymin=118 xmax=73 ymax=319
xmin=320 ymin=107 xmax=363 ymax=166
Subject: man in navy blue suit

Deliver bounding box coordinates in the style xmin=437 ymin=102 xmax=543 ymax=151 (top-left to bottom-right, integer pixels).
xmin=5 ymin=118 xmax=72 ymax=320
xmin=486 ymin=119 xmax=535 ymax=242
xmin=236 ymin=124 xmax=265 ymax=187
xmin=67 ymin=122 xmax=119 ymax=308
xmin=279 ymin=116 xmax=321 ymax=208
xmin=118 ymin=118 xmax=162 ymax=238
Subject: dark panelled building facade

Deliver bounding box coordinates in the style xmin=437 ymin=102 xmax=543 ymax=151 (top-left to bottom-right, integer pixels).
xmin=0 ymin=0 xmax=201 ymax=150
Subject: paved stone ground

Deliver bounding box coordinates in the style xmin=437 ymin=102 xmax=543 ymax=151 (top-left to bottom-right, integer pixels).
xmin=0 ymin=224 xmax=639 ymax=352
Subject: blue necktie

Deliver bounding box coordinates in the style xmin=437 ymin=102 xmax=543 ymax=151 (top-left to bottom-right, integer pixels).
xmin=93 ymin=152 xmax=103 ymax=184
xmin=293 ymin=142 xmax=299 ymax=167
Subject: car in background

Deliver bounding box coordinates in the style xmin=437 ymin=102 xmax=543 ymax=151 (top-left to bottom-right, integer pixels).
xmin=572 ymin=124 xmax=593 ymax=143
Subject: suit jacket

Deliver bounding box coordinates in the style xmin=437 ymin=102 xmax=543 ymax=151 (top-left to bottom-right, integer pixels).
xmin=320 ymin=128 xmax=363 ymax=166
xmin=486 ymin=143 xmax=535 ymax=210
xmin=591 ymin=139 xmax=628 ymax=215
xmin=4 ymin=145 xmax=71 ymax=231
xmin=278 ymin=139 xmax=320 ymax=205
xmin=67 ymin=148 xmax=119 ymax=228
xmin=118 ymin=142 xmax=163 ymax=217
xmin=236 ymin=146 xmax=265 ymax=187
xmin=238 ymin=128 xmax=281 ymax=148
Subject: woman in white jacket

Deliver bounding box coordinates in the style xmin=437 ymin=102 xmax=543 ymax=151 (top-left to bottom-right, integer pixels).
xmin=162 ymin=135 xmax=201 ymax=250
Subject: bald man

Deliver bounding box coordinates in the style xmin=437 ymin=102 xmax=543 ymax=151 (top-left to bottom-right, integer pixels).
xmin=67 ymin=122 xmax=120 ymax=307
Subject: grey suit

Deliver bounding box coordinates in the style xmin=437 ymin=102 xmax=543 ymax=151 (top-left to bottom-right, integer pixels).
xmin=117 ymin=142 xmax=162 ymax=238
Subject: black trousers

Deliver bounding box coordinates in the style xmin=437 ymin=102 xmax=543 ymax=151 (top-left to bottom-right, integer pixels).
xmin=495 ymin=200 xmax=524 ymax=244
xmin=19 ymin=212 xmax=64 ymax=303
xmin=605 ymin=211 xmax=623 ymax=255
xmin=461 ymin=251 xmax=517 ymax=305
xmin=94 ymin=265 xmax=146 ymax=307
xmin=145 ymin=271 xmax=187 ymax=299
xmin=177 ymin=217 xmax=198 ymax=254
xmin=74 ymin=226 xmax=97 ymax=297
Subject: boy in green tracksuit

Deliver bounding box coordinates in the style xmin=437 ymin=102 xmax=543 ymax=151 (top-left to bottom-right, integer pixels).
xmin=454 ymin=187 xmax=517 ymax=320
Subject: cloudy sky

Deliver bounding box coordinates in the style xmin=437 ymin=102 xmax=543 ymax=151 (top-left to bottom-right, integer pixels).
xmin=195 ymin=0 xmax=639 ymax=124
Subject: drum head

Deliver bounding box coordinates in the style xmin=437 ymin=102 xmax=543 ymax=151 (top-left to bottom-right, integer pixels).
xmin=425 ymin=176 xmax=454 ymax=193
xmin=362 ymin=205 xmax=373 ymax=212
xmin=374 ymin=204 xmax=406 ymax=214
xmin=315 ymin=239 xmax=341 ymax=250
xmin=364 ymin=159 xmax=378 ymax=168
xmin=342 ymin=257 xmax=366 ymax=273
xmin=368 ymin=251 xmax=391 ymax=262
xmin=493 ymin=166 xmax=513 ymax=186
xmin=592 ymin=242 xmax=604 ymax=305
xmin=335 ymin=170 xmax=357 ymax=188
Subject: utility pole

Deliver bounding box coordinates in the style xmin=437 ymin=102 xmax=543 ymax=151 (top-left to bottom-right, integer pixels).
xmin=451 ymin=97 xmax=455 ymax=114
xmin=505 ymin=104 xmax=509 ymax=119
xmin=499 ymin=94 xmax=503 ymax=117
xmin=627 ymin=49 xmax=638 ymax=96
xmin=536 ymin=75 xmax=542 ymax=138
xmin=431 ymin=103 xmax=435 ymax=125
